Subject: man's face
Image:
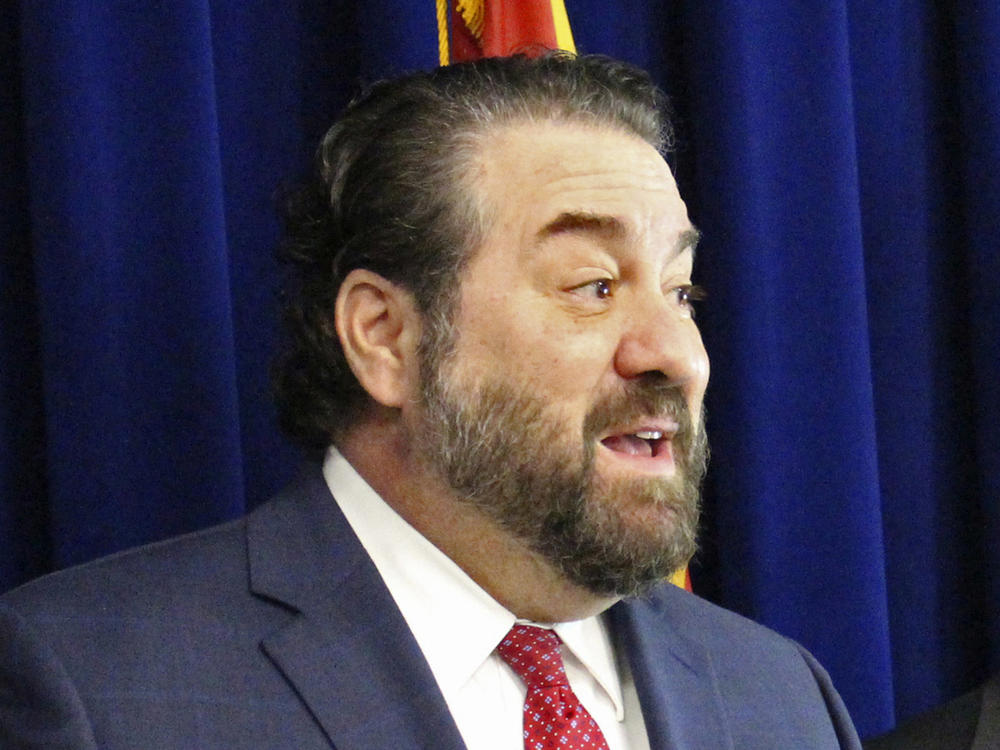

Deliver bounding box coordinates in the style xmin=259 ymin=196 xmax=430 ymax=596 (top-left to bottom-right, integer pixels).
xmin=415 ymin=121 xmax=710 ymax=597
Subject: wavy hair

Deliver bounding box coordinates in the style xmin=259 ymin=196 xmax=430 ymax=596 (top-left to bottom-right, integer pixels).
xmin=274 ymin=52 xmax=671 ymax=450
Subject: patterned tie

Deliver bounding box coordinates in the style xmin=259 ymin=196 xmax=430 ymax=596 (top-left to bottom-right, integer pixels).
xmin=497 ymin=624 xmax=612 ymax=750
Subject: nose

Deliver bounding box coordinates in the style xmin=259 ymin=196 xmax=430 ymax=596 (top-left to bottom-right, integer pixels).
xmin=613 ymin=294 xmax=710 ymax=409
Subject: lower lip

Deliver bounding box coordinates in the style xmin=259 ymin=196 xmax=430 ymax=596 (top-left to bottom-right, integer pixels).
xmin=596 ymin=440 xmax=677 ymax=476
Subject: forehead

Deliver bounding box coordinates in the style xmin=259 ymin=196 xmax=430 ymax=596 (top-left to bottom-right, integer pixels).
xmin=473 ymin=120 xmax=690 ymax=246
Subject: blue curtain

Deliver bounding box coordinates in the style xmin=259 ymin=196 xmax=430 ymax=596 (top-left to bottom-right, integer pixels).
xmin=3 ymin=1 xmax=997 ymax=740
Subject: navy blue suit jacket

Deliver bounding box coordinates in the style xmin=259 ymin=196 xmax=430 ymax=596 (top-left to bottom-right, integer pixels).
xmin=0 ymin=466 xmax=862 ymax=748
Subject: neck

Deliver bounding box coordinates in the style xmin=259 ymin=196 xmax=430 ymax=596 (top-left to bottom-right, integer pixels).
xmin=336 ymin=414 xmax=619 ymax=623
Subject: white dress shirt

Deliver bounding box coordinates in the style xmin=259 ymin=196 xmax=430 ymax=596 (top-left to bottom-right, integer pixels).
xmin=323 ymin=446 xmax=650 ymax=750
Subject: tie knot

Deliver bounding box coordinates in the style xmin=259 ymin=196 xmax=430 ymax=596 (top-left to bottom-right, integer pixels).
xmin=497 ymin=624 xmax=569 ymax=689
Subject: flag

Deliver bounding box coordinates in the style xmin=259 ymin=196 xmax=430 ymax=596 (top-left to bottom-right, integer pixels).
xmin=670 ymin=567 xmax=693 ymax=592
xmin=437 ymin=0 xmax=575 ymax=65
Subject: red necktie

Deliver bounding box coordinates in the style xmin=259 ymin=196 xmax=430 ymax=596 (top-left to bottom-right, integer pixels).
xmin=497 ymin=624 xmax=612 ymax=750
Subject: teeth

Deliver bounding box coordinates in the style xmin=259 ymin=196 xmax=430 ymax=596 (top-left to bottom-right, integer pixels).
xmin=634 ymin=430 xmax=663 ymax=440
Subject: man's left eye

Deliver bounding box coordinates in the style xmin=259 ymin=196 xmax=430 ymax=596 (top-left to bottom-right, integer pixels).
xmin=673 ymin=284 xmax=707 ymax=315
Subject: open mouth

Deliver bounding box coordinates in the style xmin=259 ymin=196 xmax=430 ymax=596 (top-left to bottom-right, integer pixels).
xmin=597 ymin=421 xmax=679 ymax=476
xmin=600 ymin=430 xmax=671 ymax=458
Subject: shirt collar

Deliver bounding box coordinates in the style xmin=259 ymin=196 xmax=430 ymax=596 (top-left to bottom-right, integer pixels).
xmin=322 ymin=446 xmax=626 ymax=718
xmin=555 ymin=617 xmax=627 ymax=721
xmin=324 ymin=446 xmax=514 ymax=694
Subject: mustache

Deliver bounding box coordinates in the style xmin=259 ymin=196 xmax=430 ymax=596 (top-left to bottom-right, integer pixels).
xmin=583 ymin=375 xmax=698 ymax=452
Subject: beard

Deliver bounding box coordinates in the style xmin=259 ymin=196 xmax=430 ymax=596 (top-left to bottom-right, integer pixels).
xmin=415 ymin=341 xmax=708 ymax=599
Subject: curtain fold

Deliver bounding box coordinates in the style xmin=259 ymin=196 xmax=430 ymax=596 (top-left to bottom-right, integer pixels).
xmin=846 ymin=1 xmax=992 ymax=722
xmin=2 ymin=0 xmax=997 ymax=739
xmin=1 ymin=3 xmax=49 ymax=586
xmin=956 ymin=1 xmax=1000 ymax=675
xmin=19 ymin=0 xmax=248 ymax=564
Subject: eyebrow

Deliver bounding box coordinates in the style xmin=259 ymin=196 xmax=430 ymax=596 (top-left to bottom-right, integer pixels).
xmin=676 ymin=228 xmax=702 ymax=260
xmin=537 ymin=211 xmax=701 ymax=259
xmin=539 ymin=211 xmax=627 ymax=241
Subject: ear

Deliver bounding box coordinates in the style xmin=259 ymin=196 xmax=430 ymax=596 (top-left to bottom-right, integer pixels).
xmin=335 ymin=269 xmax=422 ymax=409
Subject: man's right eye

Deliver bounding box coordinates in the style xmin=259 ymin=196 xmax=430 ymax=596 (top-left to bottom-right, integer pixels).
xmin=572 ymin=279 xmax=614 ymax=300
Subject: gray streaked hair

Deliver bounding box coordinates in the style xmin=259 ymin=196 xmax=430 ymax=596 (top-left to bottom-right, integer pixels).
xmin=274 ymin=52 xmax=672 ymax=450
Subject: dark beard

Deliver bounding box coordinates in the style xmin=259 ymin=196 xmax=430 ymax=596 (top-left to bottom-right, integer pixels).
xmin=417 ymin=360 xmax=708 ymax=598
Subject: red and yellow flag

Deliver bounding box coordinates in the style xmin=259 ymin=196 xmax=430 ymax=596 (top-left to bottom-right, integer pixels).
xmin=670 ymin=567 xmax=692 ymax=591
xmin=437 ymin=0 xmax=576 ymax=64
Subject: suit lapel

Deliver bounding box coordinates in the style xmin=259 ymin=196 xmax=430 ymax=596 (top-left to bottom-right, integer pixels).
xmin=610 ymin=590 xmax=733 ymax=750
xmin=246 ymin=466 xmax=467 ymax=750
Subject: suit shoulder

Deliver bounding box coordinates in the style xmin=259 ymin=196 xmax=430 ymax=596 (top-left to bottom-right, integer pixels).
xmin=0 ymin=515 xmax=248 ymax=618
xmin=649 ymin=583 xmax=798 ymax=650
xmin=662 ymin=588 xmax=835 ymax=685
xmin=658 ymin=587 xmax=849 ymax=691
xmin=615 ymin=586 xmax=862 ymax=748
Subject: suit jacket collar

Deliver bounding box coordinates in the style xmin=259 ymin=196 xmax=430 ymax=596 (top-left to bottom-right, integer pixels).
xmin=246 ymin=465 xmax=467 ymax=749
xmin=610 ymin=588 xmax=733 ymax=750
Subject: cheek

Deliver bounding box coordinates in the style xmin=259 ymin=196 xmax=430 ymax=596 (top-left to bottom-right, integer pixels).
xmin=458 ymin=291 xmax=597 ymax=367
xmin=523 ymin=337 xmax=622 ymax=423
xmin=448 ymin=294 xmax=518 ymax=364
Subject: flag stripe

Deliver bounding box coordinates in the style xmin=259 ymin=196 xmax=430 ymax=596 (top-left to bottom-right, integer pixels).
xmin=437 ymin=0 xmax=450 ymax=66
xmin=548 ymin=0 xmax=576 ymax=53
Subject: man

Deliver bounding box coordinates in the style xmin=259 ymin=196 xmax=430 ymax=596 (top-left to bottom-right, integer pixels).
xmin=863 ymin=675 xmax=999 ymax=750
xmin=0 ymin=54 xmax=861 ymax=748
